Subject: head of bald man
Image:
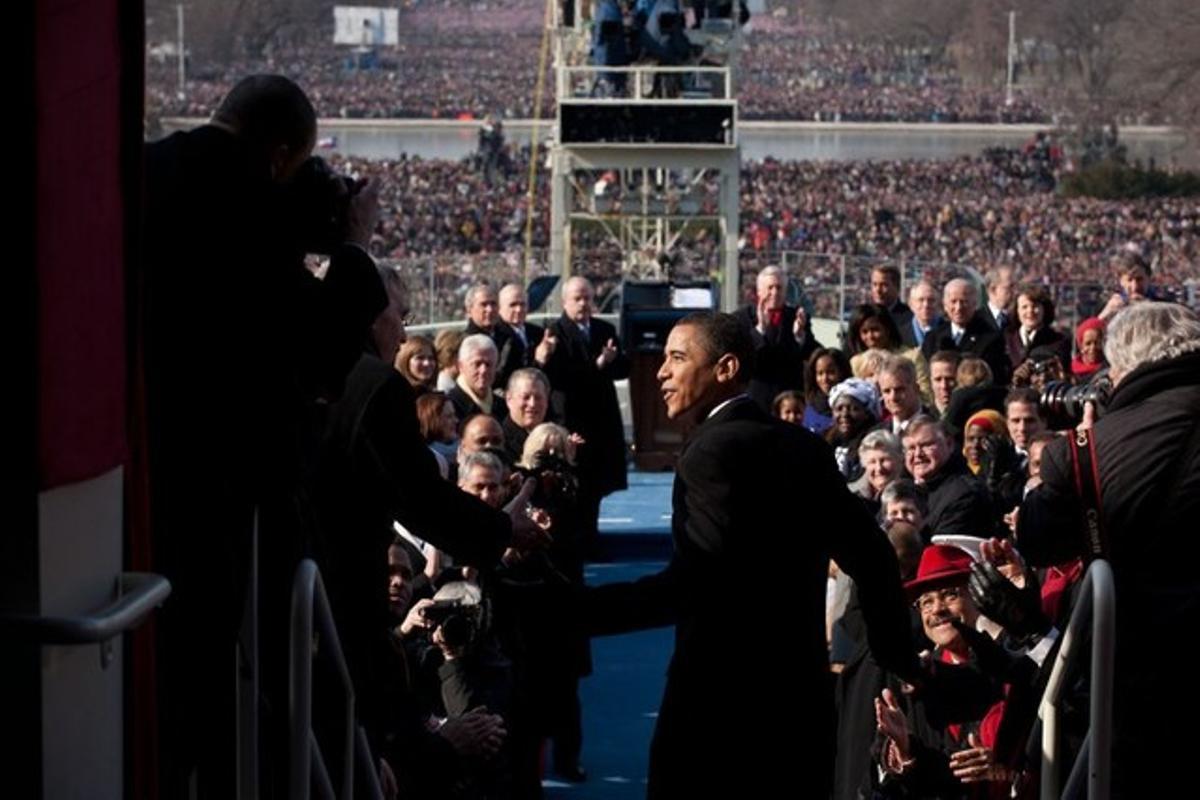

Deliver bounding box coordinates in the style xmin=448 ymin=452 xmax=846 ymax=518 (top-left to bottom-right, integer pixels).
xmin=562 ymin=276 xmax=594 ymax=324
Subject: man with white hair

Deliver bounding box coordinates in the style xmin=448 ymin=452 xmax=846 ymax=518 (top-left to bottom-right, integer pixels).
xmin=447 ymin=333 xmax=506 ymax=422
xmin=900 ymin=280 xmax=942 ymax=347
xmin=734 ymin=265 xmax=821 ymax=411
xmin=921 ymin=278 xmax=1009 ymax=384
xmin=1017 ymin=302 xmax=1200 ymax=796
xmin=543 ymin=275 xmax=629 ymax=553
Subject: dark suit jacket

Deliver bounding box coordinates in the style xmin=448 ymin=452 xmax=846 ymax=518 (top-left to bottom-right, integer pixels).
xmin=542 ymin=314 xmax=630 ymax=496
xmin=900 ymin=314 xmax=942 ymax=348
xmin=585 ymin=397 xmax=917 ymax=796
xmin=502 ymin=415 xmax=530 ymax=464
xmin=887 ymin=299 xmax=915 ymax=334
xmin=733 ymin=304 xmax=821 ymax=412
xmin=921 ymin=317 xmax=1011 ymax=385
xmin=446 ymin=383 xmax=507 ymax=424
xmin=1004 ymin=325 xmax=1071 ymax=371
xmin=496 ymin=320 xmax=546 ymax=389
xmin=920 ymin=455 xmax=995 ymax=540
xmin=311 ymin=354 xmax=512 ymax=764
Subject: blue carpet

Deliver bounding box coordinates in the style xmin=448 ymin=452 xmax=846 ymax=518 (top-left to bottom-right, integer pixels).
xmin=544 ymin=561 xmax=671 ymax=799
xmin=596 ymin=471 xmax=673 ymax=560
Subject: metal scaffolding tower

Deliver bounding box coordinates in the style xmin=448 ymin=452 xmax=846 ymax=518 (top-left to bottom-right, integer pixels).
xmin=547 ymin=5 xmax=742 ymax=310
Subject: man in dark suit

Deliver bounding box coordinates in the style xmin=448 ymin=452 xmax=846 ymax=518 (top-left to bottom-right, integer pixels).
xmin=446 ymin=333 xmax=507 ymax=422
xmin=977 ymin=265 xmax=1016 ymax=333
xmin=585 ymin=312 xmax=918 ymax=797
xmin=921 ymin=278 xmax=1010 ymax=385
xmin=542 ymin=276 xmax=629 ymax=554
xmin=872 ymin=265 xmax=914 ymax=333
xmin=899 ymin=280 xmax=942 ymax=348
xmin=498 ymin=283 xmax=556 ymax=387
xmin=141 ymin=75 xmax=388 ymax=797
xmin=733 ymin=265 xmax=821 ymax=411
xmin=311 ymin=286 xmax=548 ymax=795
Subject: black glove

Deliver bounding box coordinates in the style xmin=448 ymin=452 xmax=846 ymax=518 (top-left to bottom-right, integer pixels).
xmin=966 ymin=561 xmax=1051 ymax=642
xmin=981 ymin=434 xmax=1020 ymax=492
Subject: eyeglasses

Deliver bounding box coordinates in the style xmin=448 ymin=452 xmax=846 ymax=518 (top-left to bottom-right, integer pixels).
xmin=906 ymin=438 xmax=941 ymax=453
xmin=916 ymin=587 xmax=963 ymax=613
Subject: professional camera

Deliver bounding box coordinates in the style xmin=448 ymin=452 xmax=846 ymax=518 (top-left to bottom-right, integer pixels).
xmin=286 ymin=156 xmax=365 ymax=255
xmin=423 ymin=597 xmax=485 ymax=651
xmin=1039 ymin=369 xmax=1112 ymax=428
xmin=514 ymin=450 xmax=579 ymax=515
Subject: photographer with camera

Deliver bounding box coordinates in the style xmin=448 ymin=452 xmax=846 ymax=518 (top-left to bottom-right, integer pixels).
xmin=1016 ymin=302 xmax=1200 ymax=796
xmin=509 ymin=422 xmax=591 ymax=783
xmin=141 ymin=74 xmax=389 ymax=797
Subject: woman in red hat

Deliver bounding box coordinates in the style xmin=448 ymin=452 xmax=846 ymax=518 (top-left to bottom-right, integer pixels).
xmin=1070 ymin=317 xmax=1106 ymax=380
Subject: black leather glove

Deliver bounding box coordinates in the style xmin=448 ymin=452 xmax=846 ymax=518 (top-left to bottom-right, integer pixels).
xmin=967 ymin=561 xmax=1051 ymax=642
xmin=981 ymin=435 xmax=1020 ymax=492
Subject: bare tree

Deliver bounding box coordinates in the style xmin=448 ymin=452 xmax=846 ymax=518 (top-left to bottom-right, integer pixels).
xmin=1119 ymin=0 xmax=1200 ymax=135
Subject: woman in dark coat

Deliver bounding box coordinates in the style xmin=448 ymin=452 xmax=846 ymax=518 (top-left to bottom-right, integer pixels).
xmin=1004 ymin=285 xmax=1070 ymax=371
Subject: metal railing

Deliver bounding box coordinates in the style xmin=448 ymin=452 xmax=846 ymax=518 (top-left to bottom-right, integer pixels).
xmin=0 ymin=572 xmax=171 ymax=669
xmin=1038 ymin=559 xmax=1116 ymax=800
xmin=290 ymin=559 xmax=383 ymax=800
xmin=376 ymin=247 xmax=1133 ymax=334
xmin=558 ymin=65 xmax=734 ymax=101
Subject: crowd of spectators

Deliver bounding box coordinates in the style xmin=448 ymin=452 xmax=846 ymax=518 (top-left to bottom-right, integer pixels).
xmin=744 ymin=259 xmax=1200 ymax=797
xmin=331 ymin=143 xmax=1198 ymax=324
xmin=146 ymin=3 xmax=1172 ymax=125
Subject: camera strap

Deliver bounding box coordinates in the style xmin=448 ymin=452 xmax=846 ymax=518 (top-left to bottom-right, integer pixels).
xmin=1067 ymin=428 xmax=1107 ymax=559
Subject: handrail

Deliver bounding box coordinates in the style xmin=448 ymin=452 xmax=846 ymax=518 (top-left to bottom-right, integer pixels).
xmin=560 ymin=64 xmax=733 ymax=100
xmin=290 ymin=559 xmax=382 ymax=800
xmin=1038 ymin=559 xmax=1115 ymax=800
xmin=0 ymin=572 xmax=171 ymax=644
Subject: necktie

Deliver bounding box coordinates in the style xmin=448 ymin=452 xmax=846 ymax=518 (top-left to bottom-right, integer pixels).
xmin=953 ymin=330 xmax=963 ymax=346
xmin=996 ymin=310 xmax=1008 ymax=330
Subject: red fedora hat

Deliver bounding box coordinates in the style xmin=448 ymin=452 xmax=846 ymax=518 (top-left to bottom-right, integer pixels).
xmin=904 ymin=544 xmax=975 ymax=601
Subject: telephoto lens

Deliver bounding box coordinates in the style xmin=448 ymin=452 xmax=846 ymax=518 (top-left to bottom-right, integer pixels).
xmin=1038 ymin=369 xmax=1112 ymax=428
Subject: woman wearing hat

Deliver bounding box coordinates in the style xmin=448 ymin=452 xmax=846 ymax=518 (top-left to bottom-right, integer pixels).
xmin=961 ymin=409 xmax=1008 ymax=476
xmin=1070 ymin=317 xmax=1106 ymax=380
xmin=826 ymin=377 xmax=882 ymax=481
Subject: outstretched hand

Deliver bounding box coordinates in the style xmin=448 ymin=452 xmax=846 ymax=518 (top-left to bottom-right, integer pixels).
xmin=505 ymin=478 xmax=553 ymax=552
